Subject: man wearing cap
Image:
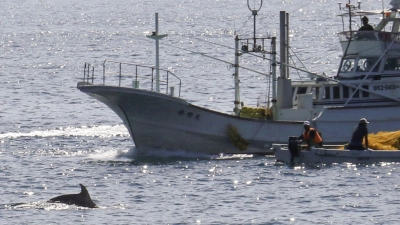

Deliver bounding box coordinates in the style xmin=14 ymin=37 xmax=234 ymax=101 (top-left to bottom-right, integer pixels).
xmin=299 ymin=121 xmax=323 ymax=149
xmin=356 ymin=16 xmax=375 ymax=40
xmin=359 ymin=16 xmax=374 ymax=31
xmin=347 ymin=118 xmax=369 ymax=150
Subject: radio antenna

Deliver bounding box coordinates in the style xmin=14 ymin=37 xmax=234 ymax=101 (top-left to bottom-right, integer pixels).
xmin=247 ymin=0 xmax=263 ymax=51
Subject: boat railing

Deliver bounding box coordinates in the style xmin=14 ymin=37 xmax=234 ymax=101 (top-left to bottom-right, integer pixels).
xmin=82 ymin=62 xmax=95 ymax=85
xmin=81 ymin=60 xmax=182 ymax=97
xmin=338 ymin=30 xmax=400 ymax=42
xmin=240 ymin=37 xmax=269 ymax=52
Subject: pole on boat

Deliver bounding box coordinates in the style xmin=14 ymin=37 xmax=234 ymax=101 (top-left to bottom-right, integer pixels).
xmin=271 ymin=37 xmax=277 ymax=100
xmin=279 ymin=11 xmax=288 ymax=79
xmin=286 ymin=12 xmax=290 ymax=77
xmin=338 ymin=0 xmax=361 ymax=33
xmin=146 ymin=13 xmax=168 ymax=92
xmin=233 ymin=35 xmax=241 ymax=115
xmin=247 ymin=0 xmax=263 ymax=51
xmin=277 ymin=11 xmax=293 ymax=110
xmin=271 ymin=36 xmax=278 ymax=120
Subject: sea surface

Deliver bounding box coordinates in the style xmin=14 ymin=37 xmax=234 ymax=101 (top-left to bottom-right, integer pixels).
xmin=1 ymin=0 xmax=399 ymax=224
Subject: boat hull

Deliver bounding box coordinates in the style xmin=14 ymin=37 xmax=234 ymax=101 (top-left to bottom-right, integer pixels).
xmin=78 ymin=85 xmax=400 ymax=155
xmin=79 ymin=85 xmax=312 ymax=155
xmin=273 ymin=144 xmax=400 ymax=165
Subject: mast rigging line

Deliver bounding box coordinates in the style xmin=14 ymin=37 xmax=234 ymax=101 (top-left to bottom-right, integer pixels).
xmin=165 ymin=38 xmax=400 ymax=103
xmin=171 ymin=34 xmax=323 ymax=77
xmin=289 ymin=1 xmax=314 ymax=14
xmin=164 ymin=43 xmax=270 ymax=77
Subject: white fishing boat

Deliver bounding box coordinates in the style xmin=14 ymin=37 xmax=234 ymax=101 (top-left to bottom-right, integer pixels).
xmin=273 ymin=137 xmax=400 ymax=165
xmin=78 ymin=1 xmax=400 ymax=155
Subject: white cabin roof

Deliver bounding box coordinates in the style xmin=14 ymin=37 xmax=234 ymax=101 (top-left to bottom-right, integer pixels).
xmin=338 ymin=10 xmax=394 ymax=17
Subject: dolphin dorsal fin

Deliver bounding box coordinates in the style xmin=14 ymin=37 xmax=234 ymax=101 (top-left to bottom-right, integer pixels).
xmin=78 ymin=184 xmax=97 ymax=208
xmin=48 ymin=184 xmax=97 ymax=208
xmin=79 ymin=184 xmax=90 ymax=196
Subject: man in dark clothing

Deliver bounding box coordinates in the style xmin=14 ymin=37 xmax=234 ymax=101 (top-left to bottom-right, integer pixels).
xmin=359 ymin=16 xmax=374 ymax=31
xmin=356 ymin=16 xmax=375 ymax=40
xmin=347 ymin=118 xmax=369 ymax=150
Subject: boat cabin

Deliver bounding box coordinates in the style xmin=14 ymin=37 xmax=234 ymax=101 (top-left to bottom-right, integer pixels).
xmin=338 ymin=10 xmax=400 ymax=78
xmin=291 ymin=81 xmax=371 ymax=105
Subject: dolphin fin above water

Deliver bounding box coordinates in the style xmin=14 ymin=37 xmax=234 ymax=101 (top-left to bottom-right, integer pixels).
xmin=48 ymin=184 xmax=97 ymax=208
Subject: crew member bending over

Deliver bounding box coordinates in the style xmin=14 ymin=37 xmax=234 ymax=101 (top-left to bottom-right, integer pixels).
xmin=347 ymin=118 xmax=369 ymax=150
xmin=299 ymin=121 xmax=323 ymax=149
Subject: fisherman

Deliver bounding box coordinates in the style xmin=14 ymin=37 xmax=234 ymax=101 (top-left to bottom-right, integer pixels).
xmin=299 ymin=121 xmax=323 ymax=149
xmin=347 ymin=118 xmax=369 ymax=150
xmin=359 ymin=16 xmax=374 ymax=31
xmin=356 ymin=16 xmax=375 ymax=40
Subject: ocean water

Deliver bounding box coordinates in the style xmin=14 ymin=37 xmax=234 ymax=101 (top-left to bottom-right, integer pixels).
xmin=1 ymin=0 xmax=399 ymax=224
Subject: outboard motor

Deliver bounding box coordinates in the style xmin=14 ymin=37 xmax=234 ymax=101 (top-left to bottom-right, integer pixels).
xmin=288 ymin=136 xmax=301 ymax=163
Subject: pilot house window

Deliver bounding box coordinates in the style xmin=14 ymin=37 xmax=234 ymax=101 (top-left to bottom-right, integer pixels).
xmin=333 ymin=86 xmax=340 ymax=99
xmin=297 ymin=87 xmax=307 ymax=94
xmin=358 ymin=58 xmax=379 ymax=72
xmin=323 ymin=86 xmax=341 ymax=100
xmin=362 ymin=85 xmax=369 ymax=98
xmin=385 ymin=58 xmax=400 ymax=70
xmin=324 ymin=87 xmax=330 ymax=99
xmin=343 ymin=86 xmax=350 ymax=98
xmin=341 ymin=59 xmax=355 ymax=72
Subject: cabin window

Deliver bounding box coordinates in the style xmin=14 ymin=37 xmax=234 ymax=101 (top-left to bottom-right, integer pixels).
xmin=343 ymin=86 xmax=350 ymax=98
xmin=340 ymin=59 xmax=355 ymax=72
xmin=293 ymin=86 xmax=309 ymax=101
xmin=324 ymin=86 xmax=331 ymax=99
xmin=384 ymin=58 xmax=400 ymax=70
xmin=333 ymin=86 xmax=340 ymax=99
xmin=292 ymin=87 xmax=296 ymax=100
xmin=311 ymin=87 xmax=319 ymax=100
xmin=362 ymin=85 xmax=369 ymax=98
xmin=358 ymin=58 xmax=379 ymax=72
xmin=353 ymin=89 xmax=359 ymax=98
xmin=297 ymin=87 xmax=307 ymax=95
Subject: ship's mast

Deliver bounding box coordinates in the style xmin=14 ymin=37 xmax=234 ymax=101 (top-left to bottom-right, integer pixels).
xmin=233 ymin=0 xmax=266 ymax=115
xmin=247 ymin=0 xmax=263 ymax=52
xmin=233 ymin=0 xmax=277 ymax=115
xmin=276 ymin=11 xmax=292 ymax=109
xmin=147 ymin=13 xmax=168 ymax=92
xmin=338 ymin=0 xmax=362 ymax=33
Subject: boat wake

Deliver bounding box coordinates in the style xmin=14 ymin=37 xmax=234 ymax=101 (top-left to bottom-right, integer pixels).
xmin=0 ymin=125 xmax=130 ymax=139
xmin=87 ymin=146 xmax=261 ymax=163
xmin=213 ymin=153 xmax=255 ymax=160
xmin=87 ymin=147 xmax=136 ymax=162
xmin=134 ymin=148 xmax=213 ymax=161
xmin=86 ymin=146 xmax=212 ymax=163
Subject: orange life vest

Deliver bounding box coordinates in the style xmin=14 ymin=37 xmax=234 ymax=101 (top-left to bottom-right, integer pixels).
xmin=303 ymin=128 xmax=323 ymax=144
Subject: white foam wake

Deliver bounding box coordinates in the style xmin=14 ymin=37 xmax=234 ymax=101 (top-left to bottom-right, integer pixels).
xmin=0 ymin=125 xmax=130 ymax=139
xmin=87 ymin=147 xmax=136 ymax=161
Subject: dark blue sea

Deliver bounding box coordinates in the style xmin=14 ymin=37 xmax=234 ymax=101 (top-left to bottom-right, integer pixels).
xmin=1 ymin=0 xmax=399 ymax=224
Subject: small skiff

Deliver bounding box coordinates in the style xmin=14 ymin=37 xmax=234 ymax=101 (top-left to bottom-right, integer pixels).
xmin=273 ymin=137 xmax=400 ymax=165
